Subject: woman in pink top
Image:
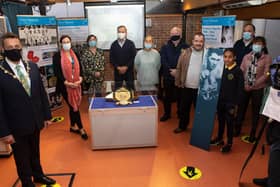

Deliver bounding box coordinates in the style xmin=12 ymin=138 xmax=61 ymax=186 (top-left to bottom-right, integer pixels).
xmin=235 ymin=36 xmax=272 ymax=143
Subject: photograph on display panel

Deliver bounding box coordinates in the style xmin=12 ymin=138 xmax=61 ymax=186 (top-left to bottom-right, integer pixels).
xmin=199 ymin=48 xmax=224 ymax=101
xmin=18 ymin=25 xmax=57 ymax=47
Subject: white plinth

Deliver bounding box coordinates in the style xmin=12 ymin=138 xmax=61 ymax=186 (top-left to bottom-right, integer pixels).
xmin=89 ymin=96 xmax=158 ymax=150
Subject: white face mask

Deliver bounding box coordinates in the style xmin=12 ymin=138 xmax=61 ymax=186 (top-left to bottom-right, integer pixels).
xmin=62 ymin=43 xmax=71 ymax=51
xmin=118 ymin=33 xmax=126 ymax=40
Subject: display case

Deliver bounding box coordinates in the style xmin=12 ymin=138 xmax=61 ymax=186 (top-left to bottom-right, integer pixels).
xmin=89 ymin=95 xmax=158 ymax=150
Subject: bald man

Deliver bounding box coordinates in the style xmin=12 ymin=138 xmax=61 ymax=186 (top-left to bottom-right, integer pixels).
xmin=160 ymin=27 xmax=189 ymax=122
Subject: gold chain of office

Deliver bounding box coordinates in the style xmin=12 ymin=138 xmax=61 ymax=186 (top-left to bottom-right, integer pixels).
xmin=0 ymin=61 xmax=31 ymax=84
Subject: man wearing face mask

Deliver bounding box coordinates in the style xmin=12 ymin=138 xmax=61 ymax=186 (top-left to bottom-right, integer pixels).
xmin=160 ymin=27 xmax=189 ymax=122
xmin=0 ymin=33 xmax=55 ymax=187
xmin=233 ymin=23 xmax=255 ymax=66
xmin=134 ymin=35 xmax=161 ymax=94
xmin=237 ymin=36 xmax=272 ymax=142
xmin=110 ymin=25 xmax=137 ymax=90
xmin=174 ymin=32 xmax=205 ymax=133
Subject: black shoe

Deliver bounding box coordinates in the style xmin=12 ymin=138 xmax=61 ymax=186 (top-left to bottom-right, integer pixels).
xmin=173 ymin=127 xmax=185 ymax=134
xmin=160 ymin=115 xmax=170 ymax=122
xmin=21 ymin=181 xmax=35 ymax=187
xmin=80 ymin=129 xmax=88 ymax=140
xmin=253 ymin=177 xmax=268 ymax=186
xmin=33 ymin=175 xmax=56 ymax=185
xmin=210 ymin=138 xmax=224 ymax=146
xmin=70 ymin=127 xmax=80 ymax=134
xmin=220 ymin=144 xmax=232 ymax=153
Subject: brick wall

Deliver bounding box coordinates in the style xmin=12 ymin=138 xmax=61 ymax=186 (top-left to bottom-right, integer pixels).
xmin=103 ymin=13 xmax=206 ymax=81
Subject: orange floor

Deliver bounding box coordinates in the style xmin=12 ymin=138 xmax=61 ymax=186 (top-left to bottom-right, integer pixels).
xmin=0 ymin=96 xmax=269 ymax=187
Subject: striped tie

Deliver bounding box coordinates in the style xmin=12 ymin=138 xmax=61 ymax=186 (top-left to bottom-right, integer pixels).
xmin=15 ymin=65 xmax=31 ymax=96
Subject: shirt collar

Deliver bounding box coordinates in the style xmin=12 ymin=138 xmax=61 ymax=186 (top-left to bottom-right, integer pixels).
xmin=225 ymin=62 xmax=236 ymax=70
xmin=5 ymin=57 xmax=24 ymax=70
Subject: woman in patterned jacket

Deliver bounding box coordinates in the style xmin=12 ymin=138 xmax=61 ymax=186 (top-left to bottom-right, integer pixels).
xmin=81 ymin=34 xmax=105 ymax=96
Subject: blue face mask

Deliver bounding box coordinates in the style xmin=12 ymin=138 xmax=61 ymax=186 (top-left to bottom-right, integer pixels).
xmin=252 ymin=44 xmax=262 ymax=53
xmin=144 ymin=43 xmax=152 ymax=49
xmin=88 ymin=40 xmax=97 ymax=47
xmin=243 ymin=32 xmax=252 ymax=41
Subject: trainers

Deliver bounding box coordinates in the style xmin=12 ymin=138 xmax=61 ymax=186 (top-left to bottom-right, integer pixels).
xmin=253 ymin=177 xmax=268 ymax=186
xmin=210 ymin=138 xmax=224 ymax=146
xmin=220 ymin=144 xmax=232 ymax=153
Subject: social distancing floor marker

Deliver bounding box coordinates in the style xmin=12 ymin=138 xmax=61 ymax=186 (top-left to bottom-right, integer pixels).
xmin=51 ymin=116 xmax=64 ymax=123
xmin=13 ymin=173 xmax=75 ymax=187
xmin=41 ymin=184 xmax=61 ymax=187
xmin=179 ymin=166 xmax=202 ymax=180
xmin=241 ymin=135 xmax=256 ymax=144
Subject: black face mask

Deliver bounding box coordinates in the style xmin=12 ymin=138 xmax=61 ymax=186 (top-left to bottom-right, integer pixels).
xmin=4 ymin=49 xmax=22 ymax=61
xmin=170 ymin=35 xmax=180 ymax=41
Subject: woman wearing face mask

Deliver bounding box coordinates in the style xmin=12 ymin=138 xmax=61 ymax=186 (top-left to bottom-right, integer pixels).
xmin=53 ymin=35 xmax=88 ymax=140
xmin=134 ymin=35 xmax=161 ymax=95
xmin=80 ymin=34 xmax=105 ymax=96
xmin=236 ymin=36 xmax=272 ymax=143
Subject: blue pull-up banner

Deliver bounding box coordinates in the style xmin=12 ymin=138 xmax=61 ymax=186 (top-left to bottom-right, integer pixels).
xmin=190 ymin=48 xmax=224 ymax=150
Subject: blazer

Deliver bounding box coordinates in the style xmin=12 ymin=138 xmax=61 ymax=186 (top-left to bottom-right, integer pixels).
xmin=0 ymin=60 xmax=52 ymax=138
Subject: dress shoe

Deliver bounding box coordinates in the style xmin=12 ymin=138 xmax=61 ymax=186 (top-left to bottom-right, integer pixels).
xmin=160 ymin=115 xmax=170 ymax=122
xmin=80 ymin=129 xmax=88 ymax=140
xmin=253 ymin=177 xmax=268 ymax=186
xmin=33 ymin=175 xmax=56 ymax=185
xmin=173 ymin=127 xmax=185 ymax=134
xmin=21 ymin=181 xmax=35 ymax=187
xmin=220 ymin=144 xmax=232 ymax=153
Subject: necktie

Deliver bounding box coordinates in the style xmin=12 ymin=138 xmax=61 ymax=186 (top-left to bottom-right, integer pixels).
xmin=15 ymin=65 xmax=31 ymax=96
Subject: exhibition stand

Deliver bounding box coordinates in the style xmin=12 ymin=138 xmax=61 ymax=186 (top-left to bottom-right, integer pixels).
xmin=89 ymin=95 xmax=158 ymax=150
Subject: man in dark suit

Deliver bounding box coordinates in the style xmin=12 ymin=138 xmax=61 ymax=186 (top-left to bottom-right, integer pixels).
xmin=0 ymin=33 xmax=55 ymax=187
xmin=110 ymin=25 xmax=136 ymax=90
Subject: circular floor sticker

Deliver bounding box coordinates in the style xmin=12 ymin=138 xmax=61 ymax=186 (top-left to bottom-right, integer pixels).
xmin=51 ymin=116 xmax=64 ymax=123
xmin=179 ymin=166 xmax=202 ymax=180
xmin=241 ymin=135 xmax=256 ymax=144
xmin=41 ymin=184 xmax=61 ymax=187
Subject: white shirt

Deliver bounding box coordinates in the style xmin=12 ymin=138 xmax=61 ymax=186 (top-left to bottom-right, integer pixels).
xmin=185 ymin=48 xmax=204 ymax=89
xmin=118 ymin=39 xmax=126 ymax=48
xmin=6 ymin=57 xmax=31 ymax=87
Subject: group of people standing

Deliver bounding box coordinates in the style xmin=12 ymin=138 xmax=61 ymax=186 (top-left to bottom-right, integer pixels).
xmin=0 ymin=22 xmax=274 ymax=186
xmin=159 ymin=24 xmax=272 ymax=155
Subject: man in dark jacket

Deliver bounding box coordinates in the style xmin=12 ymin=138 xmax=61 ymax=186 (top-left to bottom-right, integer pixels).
xmin=160 ymin=27 xmax=189 ymax=122
xmin=0 ymin=33 xmax=55 ymax=187
xmin=110 ymin=25 xmax=137 ymax=90
xmin=233 ymin=23 xmax=255 ymax=66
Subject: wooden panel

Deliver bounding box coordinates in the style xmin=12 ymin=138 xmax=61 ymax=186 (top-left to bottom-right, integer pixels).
xmin=183 ymin=0 xmax=218 ymax=10
xmin=228 ymin=2 xmax=280 ymax=19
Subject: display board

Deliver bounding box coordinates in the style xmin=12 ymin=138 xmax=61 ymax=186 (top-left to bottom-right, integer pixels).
xmin=0 ymin=16 xmax=7 ymax=61
xmin=190 ymin=48 xmax=224 ymax=151
xmin=85 ymin=4 xmax=145 ymax=49
xmin=17 ymin=15 xmax=62 ymax=110
xmin=202 ymin=16 xmax=236 ymax=48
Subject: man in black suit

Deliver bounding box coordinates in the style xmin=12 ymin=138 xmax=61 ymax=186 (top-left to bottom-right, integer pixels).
xmin=0 ymin=33 xmax=55 ymax=187
xmin=110 ymin=25 xmax=136 ymax=90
